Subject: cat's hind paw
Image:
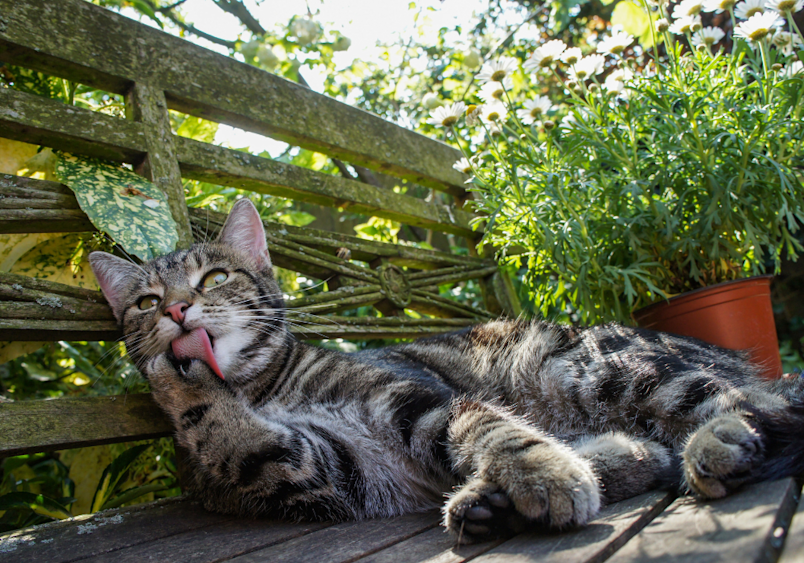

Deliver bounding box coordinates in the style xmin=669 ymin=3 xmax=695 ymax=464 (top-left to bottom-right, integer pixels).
xmin=443 ymin=478 xmax=526 ymax=544
xmin=682 ymin=413 xmax=765 ymax=498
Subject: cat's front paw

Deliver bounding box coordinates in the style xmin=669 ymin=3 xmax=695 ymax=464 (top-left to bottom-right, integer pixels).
xmin=444 ymin=478 xmax=526 ymax=544
xmin=146 ymin=354 xmax=225 ymax=411
xmin=682 ymin=413 xmax=764 ymax=498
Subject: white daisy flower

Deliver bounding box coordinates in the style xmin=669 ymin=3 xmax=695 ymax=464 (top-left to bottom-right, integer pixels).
xmin=516 ymin=96 xmax=553 ymax=125
xmin=673 ymin=0 xmax=705 ymax=17
xmin=782 ymin=60 xmax=804 ymax=77
xmin=596 ymin=31 xmax=634 ymax=55
xmin=476 ymin=57 xmax=518 ymax=84
xmin=734 ymin=11 xmax=782 ymax=41
xmin=703 ymin=0 xmax=738 ymax=11
xmin=478 ymin=77 xmax=513 ymax=102
xmin=465 ymin=104 xmax=482 ymax=127
xmin=524 ymin=40 xmax=567 ymax=71
xmin=481 ymin=102 xmax=508 ymax=123
xmin=670 ymin=15 xmax=702 ymax=34
xmin=693 ymin=26 xmax=727 ymax=46
xmin=452 ymin=158 xmax=472 ymax=174
xmin=735 ymin=0 xmax=766 ymax=18
xmin=569 ymin=54 xmax=607 ymax=80
xmin=603 ymin=67 xmax=635 ymax=93
xmin=427 ymin=101 xmax=467 ymax=127
xmin=561 ymin=47 xmax=583 ymax=65
xmin=772 ymin=30 xmax=803 ymax=53
xmin=765 ymin=0 xmax=804 ymax=14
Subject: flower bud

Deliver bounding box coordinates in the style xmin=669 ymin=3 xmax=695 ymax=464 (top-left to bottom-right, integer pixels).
xmin=423 ymin=93 xmax=444 ymax=110
xmin=692 ymin=21 xmax=703 ymax=32
xmin=240 ymin=39 xmax=261 ymax=60
xmin=544 ymin=120 xmax=556 ymax=130
xmin=656 ymin=18 xmax=670 ymax=33
xmin=696 ymin=44 xmax=706 ymax=52
xmin=333 ymin=36 xmax=351 ymax=52
xmin=464 ymin=49 xmax=481 ymax=69
xmin=567 ymin=80 xmax=578 ymax=90
xmin=588 ymin=83 xmax=599 ymax=92
xmin=256 ymin=44 xmax=279 ymax=69
xmin=772 ymin=63 xmax=783 ymax=71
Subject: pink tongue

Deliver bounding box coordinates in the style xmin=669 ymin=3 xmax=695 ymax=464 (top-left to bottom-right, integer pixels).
xmin=171 ymin=328 xmax=225 ymax=380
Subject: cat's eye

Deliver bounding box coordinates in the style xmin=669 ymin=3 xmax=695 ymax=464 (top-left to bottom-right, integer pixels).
xmin=138 ymin=295 xmax=160 ymax=310
xmin=203 ymin=270 xmax=228 ymax=288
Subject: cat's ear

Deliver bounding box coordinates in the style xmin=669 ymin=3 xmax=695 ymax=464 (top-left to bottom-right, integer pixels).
xmin=217 ymin=199 xmax=272 ymax=270
xmin=89 ymin=251 xmax=141 ymax=322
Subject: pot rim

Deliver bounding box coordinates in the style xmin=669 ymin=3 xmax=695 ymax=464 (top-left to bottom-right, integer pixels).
xmin=633 ymin=274 xmax=773 ymax=317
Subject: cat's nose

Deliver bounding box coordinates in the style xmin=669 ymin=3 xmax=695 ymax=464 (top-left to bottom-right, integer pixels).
xmin=164 ymin=301 xmax=190 ymax=323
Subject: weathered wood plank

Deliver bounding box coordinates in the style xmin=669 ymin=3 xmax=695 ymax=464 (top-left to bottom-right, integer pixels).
xmin=0 ymin=88 xmax=146 ymax=163
xmin=126 ymin=82 xmax=193 ymax=248
xmin=81 ymin=518 xmax=330 ymax=563
xmin=0 ymin=394 xmax=172 ymax=457
xmin=0 ymin=91 xmax=473 ymax=236
xmin=0 ymin=0 xmax=468 ymax=196
xmin=778 ymin=486 xmax=804 ymax=563
xmin=176 ymin=137 xmax=475 ymax=237
xmin=0 ymin=498 xmax=234 ymax=563
xmin=353 ymin=526 xmax=505 ymax=563
xmin=0 ymin=209 xmax=96 ymax=233
xmin=226 ymin=510 xmax=441 ymax=563
xmin=468 ymin=489 xmax=674 ymax=563
xmin=607 ymin=478 xmax=800 ymax=563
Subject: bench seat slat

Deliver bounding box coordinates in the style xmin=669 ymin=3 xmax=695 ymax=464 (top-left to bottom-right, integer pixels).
xmin=466 ymin=489 xmax=674 ymax=563
xmin=226 ymin=511 xmax=441 ymax=563
xmin=607 ymin=478 xmax=801 ymax=563
xmin=0 ymin=497 xmax=232 ymax=563
xmin=778 ymin=489 xmax=804 ymax=563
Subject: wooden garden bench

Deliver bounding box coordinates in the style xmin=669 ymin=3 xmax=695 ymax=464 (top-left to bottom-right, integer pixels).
xmin=0 ymin=1 xmax=803 ymax=561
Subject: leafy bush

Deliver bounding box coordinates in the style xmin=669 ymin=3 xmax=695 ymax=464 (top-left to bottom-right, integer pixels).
xmin=438 ymin=4 xmax=804 ymax=324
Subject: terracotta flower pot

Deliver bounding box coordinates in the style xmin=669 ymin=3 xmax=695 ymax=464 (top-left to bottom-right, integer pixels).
xmin=632 ymin=276 xmax=782 ymax=379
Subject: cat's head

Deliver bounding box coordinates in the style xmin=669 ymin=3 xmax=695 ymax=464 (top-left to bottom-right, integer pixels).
xmin=89 ymin=199 xmax=286 ymax=383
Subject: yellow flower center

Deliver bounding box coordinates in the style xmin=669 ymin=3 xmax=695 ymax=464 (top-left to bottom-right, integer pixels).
xmin=492 ymin=89 xmax=504 ymax=100
xmin=746 ymin=6 xmax=763 ymax=16
xmin=575 ymin=69 xmax=588 ymax=79
xmin=610 ymin=45 xmax=626 ymax=54
xmin=442 ymin=115 xmax=458 ymax=126
xmin=530 ymin=107 xmax=543 ymax=118
xmin=749 ymin=27 xmax=771 ymax=41
xmin=704 ymin=36 xmax=716 ymax=45
xmin=491 ymin=70 xmax=507 ymax=81
xmin=565 ymin=55 xmax=579 ymax=64
xmin=721 ymin=0 xmax=736 ymax=7
xmin=487 ymin=111 xmax=500 ymax=121
xmin=465 ymin=104 xmax=477 ymax=115
xmin=539 ymin=56 xmax=554 ymax=67
xmin=777 ymin=0 xmax=795 ymax=9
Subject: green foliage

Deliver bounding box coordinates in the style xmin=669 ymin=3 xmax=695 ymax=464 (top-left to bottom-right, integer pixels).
xmin=55 ymin=153 xmax=180 ymax=260
xmin=0 ymin=441 xmax=177 ymax=533
xmin=454 ymin=25 xmax=804 ymax=324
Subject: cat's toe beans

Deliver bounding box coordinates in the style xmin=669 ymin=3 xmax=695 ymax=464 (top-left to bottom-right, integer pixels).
xmin=465 ymin=505 xmax=494 ymax=520
xmin=487 ymin=492 xmax=511 ymax=508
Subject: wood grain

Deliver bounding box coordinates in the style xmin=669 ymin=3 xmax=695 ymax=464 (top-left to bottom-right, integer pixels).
xmin=607 ymin=478 xmax=801 ymax=563
xmin=0 ymin=498 xmax=232 ymax=563
xmin=467 ymin=489 xmax=674 ymax=563
xmin=778 ymin=488 xmax=804 ymax=563
xmin=0 ymin=394 xmax=172 ymax=456
xmin=0 ymin=0 xmax=466 ymax=196
xmin=226 ymin=511 xmax=441 ymax=563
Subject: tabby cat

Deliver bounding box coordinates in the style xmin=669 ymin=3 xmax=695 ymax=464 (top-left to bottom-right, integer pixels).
xmin=89 ymin=199 xmax=804 ymax=543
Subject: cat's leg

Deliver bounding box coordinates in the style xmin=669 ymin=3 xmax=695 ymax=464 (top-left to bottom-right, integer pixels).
xmin=146 ymin=355 xmax=365 ymax=521
xmin=443 ymin=399 xmax=600 ymax=544
xmin=573 ymin=432 xmax=678 ymax=503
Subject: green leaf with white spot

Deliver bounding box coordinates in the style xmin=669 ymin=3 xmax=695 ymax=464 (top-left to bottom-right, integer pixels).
xmin=55 ymin=153 xmax=179 ymax=261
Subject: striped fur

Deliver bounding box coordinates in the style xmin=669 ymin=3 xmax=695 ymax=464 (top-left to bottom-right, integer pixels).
xmin=89 ymin=200 xmax=804 ymax=544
